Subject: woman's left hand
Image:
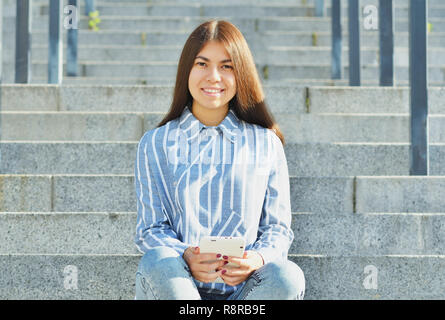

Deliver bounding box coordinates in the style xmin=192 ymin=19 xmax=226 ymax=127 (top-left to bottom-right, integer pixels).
xmin=216 ymin=250 xmax=264 ymax=286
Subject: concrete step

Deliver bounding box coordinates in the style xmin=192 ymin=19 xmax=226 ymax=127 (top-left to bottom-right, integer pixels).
xmin=29 ymin=76 xmax=176 ymax=86
xmin=306 ymin=86 xmax=445 ymax=114
xmin=0 ymin=111 xmax=156 ymax=141
xmin=267 ymin=47 xmax=445 ymax=67
xmin=292 ymin=254 xmax=445 ymax=299
xmin=27 ymin=0 xmax=444 ymax=5
xmin=0 ymin=141 xmax=431 ymax=176
xmin=264 ymin=64 xmax=445 ymax=82
xmin=3 ymin=111 xmax=445 ymax=144
xmin=0 ymin=253 xmax=139 ymax=299
xmin=14 ymin=76 xmax=445 ymax=87
xmin=262 ymin=31 xmax=445 ymax=47
xmin=3 ymin=85 xmax=445 ymax=114
xmin=285 ymin=143 xmax=444 ymax=176
xmin=2 ymin=253 xmax=445 ymax=299
xmin=6 ymin=61 xmax=444 ymax=83
xmin=291 ymin=212 xmax=445 ymax=257
xmin=7 ymin=45 xmax=445 ymax=67
xmin=6 ymin=16 xmax=442 ymax=33
xmin=3 ymin=212 xmax=445 ymax=257
xmin=32 ymin=2 xmax=445 ymax=19
xmin=1 ymin=175 xmax=444 ymax=213
xmin=274 ymin=113 xmax=445 ymax=143
xmin=5 ymin=45 xmax=184 ymax=63
xmin=38 ymin=3 xmax=319 ymax=18
xmin=1 ymin=84 xmax=305 ymax=113
xmin=0 ymin=212 xmax=139 ymax=255
xmin=24 ymin=30 xmax=189 ymax=46
xmin=14 ymin=29 xmax=445 ymax=48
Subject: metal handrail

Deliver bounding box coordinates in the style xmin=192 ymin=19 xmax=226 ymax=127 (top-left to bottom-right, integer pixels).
xmin=409 ymin=0 xmax=429 ymax=175
xmin=15 ymin=0 xmax=31 ymax=83
xmin=14 ymin=0 xmax=95 ymax=84
xmin=330 ymin=0 xmax=429 ymax=175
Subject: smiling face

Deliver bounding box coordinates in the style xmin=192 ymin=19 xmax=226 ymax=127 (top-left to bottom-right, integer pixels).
xmin=188 ymin=41 xmax=237 ymax=115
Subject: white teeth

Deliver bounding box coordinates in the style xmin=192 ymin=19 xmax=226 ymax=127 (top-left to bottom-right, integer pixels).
xmin=203 ymin=89 xmax=223 ymax=93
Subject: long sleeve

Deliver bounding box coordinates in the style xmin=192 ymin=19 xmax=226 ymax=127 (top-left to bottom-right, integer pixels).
xmin=134 ymin=132 xmax=189 ymax=256
xmin=252 ymin=133 xmax=294 ymax=264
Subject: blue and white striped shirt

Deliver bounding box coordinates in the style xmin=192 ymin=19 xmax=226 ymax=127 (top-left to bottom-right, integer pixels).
xmin=134 ymin=105 xmax=294 ymax=295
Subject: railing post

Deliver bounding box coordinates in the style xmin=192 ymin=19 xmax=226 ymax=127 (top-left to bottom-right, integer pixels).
xmin=409 ymin=0 xmax=429 ymax=175
xmin=315 ymin=0 xmax=325 ymax=17
xmin=84 ymin=0 xmax=96 ymax=15
xmin=67 ymin=0 xmax=79 ymax=76
xmin=379 ymin=0 xmax=395 ymax=86
xmin=348 ymin=0 xmax=360 ymax=86
xmin=15 ymin=0 xmax=32 ymax=83
xmin=0 ymin=0 xmax=2 ymax=85
xmin=331 ymin=0 xmax=342 ymax=79
xmin=0 ymin=0 xmax=3 ymax=146
xmin=49 ymin=0 xmax=63 ymax=84
xmin=0 ymin=0 xmax=2 ymax=86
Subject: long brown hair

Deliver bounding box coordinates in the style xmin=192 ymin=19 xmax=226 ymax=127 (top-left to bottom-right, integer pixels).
xmin=157 ymin=20 xmax=285 ymax=145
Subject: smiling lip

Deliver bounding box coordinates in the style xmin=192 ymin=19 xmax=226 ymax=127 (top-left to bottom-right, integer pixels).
xmin=201 ymin=88 xmax=225 ymax=96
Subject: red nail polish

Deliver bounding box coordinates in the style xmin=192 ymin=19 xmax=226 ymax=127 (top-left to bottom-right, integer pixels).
xmin=221 ymin=270 xmax=226 ymax=274
xmin=216 ymin=254 xmax=222 ymax=258
xmin=223 ymin=256 xmax=228 ymax=260
xmin=224 ymin=261 xmax=228 ymax=265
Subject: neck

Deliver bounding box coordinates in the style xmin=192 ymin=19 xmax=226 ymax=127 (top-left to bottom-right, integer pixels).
xmin=191 ymin=102 xmax=229 ymax=127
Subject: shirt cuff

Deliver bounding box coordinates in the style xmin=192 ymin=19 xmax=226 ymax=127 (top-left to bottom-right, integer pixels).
xmin=254 ymin=247 xmax=282 ymax=265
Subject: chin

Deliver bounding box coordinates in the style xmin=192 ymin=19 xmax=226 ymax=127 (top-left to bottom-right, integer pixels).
xmin=202 ymin=103 xmax=228 ymax=110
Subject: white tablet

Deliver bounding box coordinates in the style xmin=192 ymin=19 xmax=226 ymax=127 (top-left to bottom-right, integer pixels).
xmin=199 ymin=236 xmax=246 ymax=283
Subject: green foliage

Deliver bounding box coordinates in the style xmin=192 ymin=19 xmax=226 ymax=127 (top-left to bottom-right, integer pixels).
xmin=88 ymin=10 xmax=101 ymax=31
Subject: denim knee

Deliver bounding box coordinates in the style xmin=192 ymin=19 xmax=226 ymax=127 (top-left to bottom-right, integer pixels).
xmin=138 ymin=246 xmax=184 ymax=278
xmin=136 ymin=246 xmax=201 ymax=300
xmin=261 ymin=260 xmax=305 ymax=300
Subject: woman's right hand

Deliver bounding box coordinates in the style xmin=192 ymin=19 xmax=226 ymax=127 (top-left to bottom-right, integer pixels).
xmin=182 ymin=246 xmax=227 ymax=283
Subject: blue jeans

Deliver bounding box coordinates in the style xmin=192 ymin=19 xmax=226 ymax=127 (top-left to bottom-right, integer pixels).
xmin=135 ymin=246 xmax=305 ymax=300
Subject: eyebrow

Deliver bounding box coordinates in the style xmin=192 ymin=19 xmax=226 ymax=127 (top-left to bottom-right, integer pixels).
xmin=195 ymin=56 xmax=232 ymax=63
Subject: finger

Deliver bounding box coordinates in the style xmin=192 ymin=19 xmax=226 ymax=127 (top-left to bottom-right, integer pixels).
xmin=197 ymin=252 xmax=223 ymax=263
xmin=208 ymin=260 xmax=227 ymax=271
xmin=194 ymin=271 xmax=222 ymax=283
xmin=188 ymin=251 xmax=217 ymax=264
xmin=225 ymin=256 xmax=250 ymax=268
xmin=220 ymin=267 xmax=250 ymax=277
xmin=216 ymin=261 xmax=230 ymax=270
xmin=196 ymin=259 xmax=226 ymax=272
xmin=220 ymin=273 xmax=247 ymax=286
xmin=184 ymin=246 xmax=200 ymax=261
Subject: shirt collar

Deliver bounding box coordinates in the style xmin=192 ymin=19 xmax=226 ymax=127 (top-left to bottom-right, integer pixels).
xmin=178 ymin=105 xmax=241 ymax=144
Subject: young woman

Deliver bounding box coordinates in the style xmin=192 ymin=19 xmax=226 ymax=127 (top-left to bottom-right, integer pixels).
xmin=134 ymin=20 xmax=305 ymax=300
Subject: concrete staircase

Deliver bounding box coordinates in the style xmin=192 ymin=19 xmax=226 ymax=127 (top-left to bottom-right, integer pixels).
xmin=2 ymin=0 xmax=445 ymax=299
xmin=4 ymin=0 xmax=445 ymax=85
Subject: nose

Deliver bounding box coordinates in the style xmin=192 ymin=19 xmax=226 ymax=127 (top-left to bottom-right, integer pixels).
xmin=206 ymin=66 xmax=222 ymax=82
